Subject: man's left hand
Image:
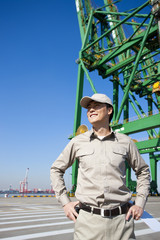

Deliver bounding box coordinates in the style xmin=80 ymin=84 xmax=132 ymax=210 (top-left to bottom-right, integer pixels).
xmin=126 ymin=205 xmax=143 ymax=221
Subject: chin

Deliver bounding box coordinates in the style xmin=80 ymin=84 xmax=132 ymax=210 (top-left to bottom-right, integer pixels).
xmin=89 ymin=119 xmax=99 ymax=125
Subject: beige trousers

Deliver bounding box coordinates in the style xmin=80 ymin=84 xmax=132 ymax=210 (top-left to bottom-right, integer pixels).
xmin=74 ymin=210 xmax=136 ymax=240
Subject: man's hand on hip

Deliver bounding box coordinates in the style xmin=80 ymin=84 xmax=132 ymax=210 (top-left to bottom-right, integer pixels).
xmin=126 ymin=205 xmax=143 ymax=221
xmin=63 ymin=201 xmax=79 ymax=222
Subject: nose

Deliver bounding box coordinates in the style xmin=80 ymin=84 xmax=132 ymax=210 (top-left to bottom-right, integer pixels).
xmin=87 ymin=106 xmax=95 ymax=113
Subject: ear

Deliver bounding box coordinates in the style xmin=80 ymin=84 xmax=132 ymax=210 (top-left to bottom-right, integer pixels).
xmin=107 ymin=107 xmax=113 ymax=115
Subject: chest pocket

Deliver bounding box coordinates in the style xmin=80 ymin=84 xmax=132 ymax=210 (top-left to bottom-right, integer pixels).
xmin=76 ymin=148 xmax=94 ymax=169
xmin=111 ymin=146 xmax=127 ymax=168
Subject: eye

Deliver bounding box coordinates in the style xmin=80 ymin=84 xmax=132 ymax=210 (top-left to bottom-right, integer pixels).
xmin=95 ymin=103 xmax=100 ymax=108
xmin=87 ymin=105 xmax=91 ymax=110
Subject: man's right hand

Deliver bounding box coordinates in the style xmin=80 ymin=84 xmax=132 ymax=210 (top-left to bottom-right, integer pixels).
xmin=63 ymin=201 xmax=79 ymax=222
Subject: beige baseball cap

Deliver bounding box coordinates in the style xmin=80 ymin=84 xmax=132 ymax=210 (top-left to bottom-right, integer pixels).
xmin=80 ymin=93 xmax=113 ymax=109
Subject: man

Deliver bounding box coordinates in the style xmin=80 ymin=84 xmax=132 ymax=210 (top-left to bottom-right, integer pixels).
xmin=50 ymin=93 xmax=150 ymax=240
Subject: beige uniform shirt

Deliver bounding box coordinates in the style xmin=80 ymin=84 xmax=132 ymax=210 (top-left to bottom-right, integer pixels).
xmin=50 ymin=129 xmax=150 ymax=210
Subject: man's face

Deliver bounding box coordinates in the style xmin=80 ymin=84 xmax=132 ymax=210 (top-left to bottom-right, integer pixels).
xmin=87 ymin=101 xmax=111 ymax=126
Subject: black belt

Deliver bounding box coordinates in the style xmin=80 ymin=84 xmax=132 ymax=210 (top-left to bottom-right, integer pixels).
xmin=79 ymin=202 xmax=130 ymax=217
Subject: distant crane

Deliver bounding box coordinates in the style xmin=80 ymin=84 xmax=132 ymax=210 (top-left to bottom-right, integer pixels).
xmin=20 ymin=168 xmax=29 ymax=193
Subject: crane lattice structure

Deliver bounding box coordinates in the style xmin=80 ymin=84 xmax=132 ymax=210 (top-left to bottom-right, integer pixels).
xmin=72 ymin=0 xmax=160 ymax=194
xmin=20 ymin=168 xmax=29 ymax=193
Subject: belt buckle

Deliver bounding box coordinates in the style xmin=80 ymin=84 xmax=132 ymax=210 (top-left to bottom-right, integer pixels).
xmin=101 ymin=208 xmax=111 ymax=218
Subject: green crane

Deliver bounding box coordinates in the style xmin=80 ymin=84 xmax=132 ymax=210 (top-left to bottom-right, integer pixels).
xmin=72 ymin=0 xmax=160 ymax=194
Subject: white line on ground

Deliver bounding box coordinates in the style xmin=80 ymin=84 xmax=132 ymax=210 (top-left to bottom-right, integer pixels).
xmin=135 ymin=228 xmax=155 ymax=236
xmin=0 ymin=227 xmax=160 ymax=239
xmin=0 ymin=221 xmax=73 ymax=232
xmin=8 ymin=209 xmax=23 ymax=211
xmin=134 ymin=217 xmax=160 ymax=224
xmin=0 ymin=216 xmax=67 ymax=225
xmin=0 ymin=228 xmax=74 ymax=240
xmin=146 ymin=202 xmax=160 ymax=205
xmin=25 ymin=207 xmax=48 ymax=210
xmin=0 ymin=210 xmax=63 ymax=216
xmin=0 ymin=213 xmax=64 ymax=221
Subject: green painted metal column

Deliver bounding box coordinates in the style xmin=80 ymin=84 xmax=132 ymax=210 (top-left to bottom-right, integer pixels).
xmin=112 ymin=77 xmax=119 ymax=123
xmin=149 ymin=153 xmax=158 ymax=194
xmin=72 ymin=62 xmax=84 ymax=190
xmin=72 ymin=0 xmax=87 ymax=191
xmin=147 ymin=96 xmax=154 ymax=137
xmin=123 ymin=72 xmax=131 ymax=188
xmin=150 ymin=153 xmax=157 ymax=182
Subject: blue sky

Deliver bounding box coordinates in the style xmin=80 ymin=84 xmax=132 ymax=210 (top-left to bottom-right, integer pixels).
xmin=0 ymin=0 xmax=159 ymax=192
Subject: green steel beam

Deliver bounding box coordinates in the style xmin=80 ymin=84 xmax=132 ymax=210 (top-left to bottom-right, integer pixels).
xmin=154 ymin=155 xmax=160 ymax=161
xmin=81 ymin=10 xmax=93 ymax=49
xmin=112 ymin=113 xmax=160 ymax=134
xmin=105 ymin=18 xmax=148 ymax=27
xmin=84 ymin=0 xmax=92 ymax=16
xmin=95 ymin=10 xmax=149 ymax=18
xmin=129 ymin=74 xmax=160 ymax=90
xmin=100 ymin=49 xmax=151 ymax=78
xmin=90 ymin=23 xmax=157 ymax=72
xmin=105 ymin=0 xmax=127 ymax=61
xmin=115 ymin=14 xmax=154 ymax=122
xmin=82 ymin=0 xmax=150 ymax=53
xmin=75 ymin=0 xmax=86 ymax=42
xmin=139 ymin=148 xmax=160 ymax=154
xmin=135 ymin=60 xmax=160 ymax=75
xmin=135 ymin=138 xmax=160 ymax=150
xmin=118 ymin=50 xmax=160 ymax=76
xmin=117 ymin=79 xmax=159 ymax=139
xmin=80 ymin=60 xmax=97 ymax=93
xmin=85 ymin=33 xmax=160 ymax=68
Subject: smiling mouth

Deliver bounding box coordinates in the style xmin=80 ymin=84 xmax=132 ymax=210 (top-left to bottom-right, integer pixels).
xmin=90 ymin=114 xmax=97 ymax=118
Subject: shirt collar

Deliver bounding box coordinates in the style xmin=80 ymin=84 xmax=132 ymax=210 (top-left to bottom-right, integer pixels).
xmin=89 ymin=127 xmax=117 ymax=141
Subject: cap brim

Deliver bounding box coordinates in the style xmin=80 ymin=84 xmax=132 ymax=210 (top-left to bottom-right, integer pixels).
xmin=80 ymin=96 xmax=107 ymax=109
xmin=80 ymin=96 xmax=93 ymax=109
